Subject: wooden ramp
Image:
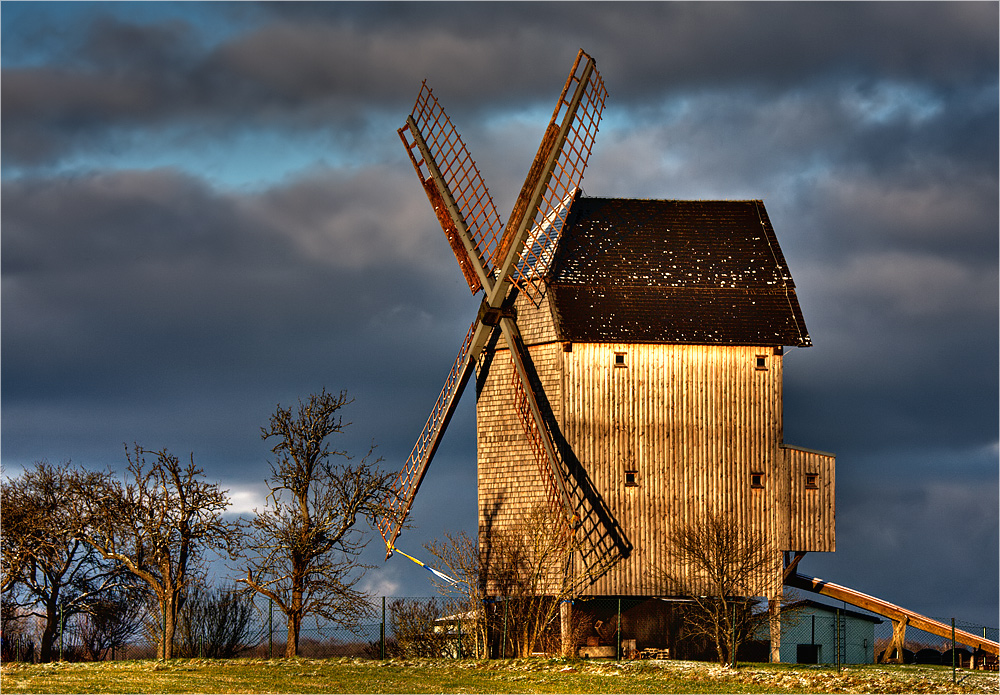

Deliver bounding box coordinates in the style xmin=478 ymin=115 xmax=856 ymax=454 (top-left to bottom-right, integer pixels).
xmin=786 ymin=572 xmax=999 ymax=657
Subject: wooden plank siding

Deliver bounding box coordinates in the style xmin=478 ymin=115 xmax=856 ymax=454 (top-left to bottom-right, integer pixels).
xmin=477 ymin=294 xmax=835 ymax=599
xmin=561 ymin=342 xmax=787 ymax=597
xmin=784 ymin=445 xmax=836 ymax=552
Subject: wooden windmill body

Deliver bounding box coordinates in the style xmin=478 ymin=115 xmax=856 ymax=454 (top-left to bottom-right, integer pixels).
xmin=379 ymin=52 xmax=836 ymax=643
xmin=477 ymin=195 xmax=835 ymax=604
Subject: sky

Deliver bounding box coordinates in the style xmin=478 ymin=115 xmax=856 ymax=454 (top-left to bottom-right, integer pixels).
xmin=2 ymin=2 xmax=997 ymax=630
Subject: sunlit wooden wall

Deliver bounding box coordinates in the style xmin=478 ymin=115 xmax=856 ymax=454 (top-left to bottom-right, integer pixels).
xmin=476 ymin=297 xmax=835 ymax=599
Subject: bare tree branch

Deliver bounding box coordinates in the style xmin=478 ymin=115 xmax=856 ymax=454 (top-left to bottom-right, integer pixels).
xmin=237 ymin=389 xmax=396 ymax=658
xmin=658 ymin=510 xmax=776 ymax=665
xmin=1 ymin=461 xmax=139 ymax=662
xmin=425 ymin=506 xmax=593 ymax=658
xmin=69 ymin=446 xmax=236 ymax=659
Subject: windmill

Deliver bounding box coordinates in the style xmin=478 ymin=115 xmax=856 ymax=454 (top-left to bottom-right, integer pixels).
xmin=377 ymin=50 xmax=624 ymax=578
xmin=372 ymin=49 xmax=1000 ymax=667
xmin=381 ymin=49 xmax=840 ymax=663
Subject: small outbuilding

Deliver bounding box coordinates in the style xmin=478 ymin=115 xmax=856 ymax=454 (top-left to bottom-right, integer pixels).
xmin=768 ymin=599 xmax=883 ymax=664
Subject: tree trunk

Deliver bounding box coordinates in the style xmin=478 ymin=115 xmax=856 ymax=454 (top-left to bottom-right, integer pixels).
xmin=163 ymin=601 xmax=175 ymax=659
xmin=285 ymin=582 xmax=303 ymax=657
xmin=560 ymin=601 xmax=574 ymax=657
xmin=769 ymin=597 xmax=782 ymax=664
xmin=39 ymin=596 xmax=58 ymax=662
xmin=286 ymin=612 xmax=301 ymax=658
xmin=159 ymin=591 xmax=179 ymax=660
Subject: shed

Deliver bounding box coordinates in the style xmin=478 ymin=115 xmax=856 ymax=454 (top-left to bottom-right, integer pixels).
xmin=768 ymin=599 xmax=882 ymax=664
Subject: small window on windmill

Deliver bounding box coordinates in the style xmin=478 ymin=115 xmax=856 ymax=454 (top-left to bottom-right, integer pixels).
xmin=750 ymin=472 xmax=764 ymax=489
xmin=625 ymin=470 xmax=638 ymax=487
xmin=755 ymin=355 xmax=768 ymax=371
xmin=805 ymin=473 xmax=819 ymax=490
xmin=614 ymin=352 xmax=627 ymax=368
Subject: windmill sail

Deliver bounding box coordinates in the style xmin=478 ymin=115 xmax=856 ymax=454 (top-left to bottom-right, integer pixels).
xmin=520 ymin=189 xmax=577 ymax=282
xmin=377 ymin=321 xmax=476 ymax=555
xmin=382 ymin=50 xmax=622 ymax=577
xmin=497 ymin=50 xmax=607 ymax=306
xmin=399 ymin=83 xmax=504 ymax=293
xmin=505 ymin=331 xmax=630 ymax=581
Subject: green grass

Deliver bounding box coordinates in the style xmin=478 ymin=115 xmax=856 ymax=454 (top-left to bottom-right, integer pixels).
xmin=2 ymin=657 xmax=997 ymax=694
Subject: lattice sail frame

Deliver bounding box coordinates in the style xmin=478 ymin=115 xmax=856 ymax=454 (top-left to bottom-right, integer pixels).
xmin=376 ymin=321 xmax=476 ymax=549
xmin=506 ymin=52 xmax=607 ymax=305
xmin=399 ymin=84 xmax=504 ymax=294
xmin=507 ymin=346 xmax=625 ymax=583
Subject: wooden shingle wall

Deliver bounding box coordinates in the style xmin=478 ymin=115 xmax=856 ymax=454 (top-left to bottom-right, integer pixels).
xmin=477 ymin=338 xmax=564 ymax=578
xmin=515 ymin=291 xmax=560 ymax=346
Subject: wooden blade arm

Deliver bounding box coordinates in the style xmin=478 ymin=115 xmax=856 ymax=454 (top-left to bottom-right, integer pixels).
xmin=497 ymin=316 xmax=576 ymax=523
xmin=399 ymin=82 xmax=504 ymax=293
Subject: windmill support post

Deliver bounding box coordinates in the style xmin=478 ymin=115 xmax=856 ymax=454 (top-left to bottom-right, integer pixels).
xmin=786 ymin=572 xmax=999 ymax=658
xmin=769 ymin=595 xmax=782 ymax=664
xmin=560 ymin=600 xmax=574 ymax=657
xmin=884 ymin=615 xmax=909 ymax=664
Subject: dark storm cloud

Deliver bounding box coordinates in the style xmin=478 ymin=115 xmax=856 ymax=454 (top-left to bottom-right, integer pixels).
xmin=1 ymin=166 xmax=476 ymax=471
xmin=805 ymin=468 xmax=999 ymax=623
xmin=245 ymin=2 xmax=996 ymax=92
xmin=4 ymin=3 xmax=996 ymax=168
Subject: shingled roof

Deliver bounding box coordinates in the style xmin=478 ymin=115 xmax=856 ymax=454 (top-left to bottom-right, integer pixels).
xmin=544 ymin=196 xmax=812 ymax=347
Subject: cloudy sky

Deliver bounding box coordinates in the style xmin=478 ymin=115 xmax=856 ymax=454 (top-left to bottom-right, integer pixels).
xmin=3 ymin=2 xmax=997 ymax=629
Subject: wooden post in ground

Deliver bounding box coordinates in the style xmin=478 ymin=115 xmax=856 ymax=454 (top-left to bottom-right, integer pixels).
xmin=769 ymin=595 xmax=782 ymax=663
xmin=560 ymin=601 xmax=574 ymax=657
xmin=881 ymin=615 xmax=909 ymax=664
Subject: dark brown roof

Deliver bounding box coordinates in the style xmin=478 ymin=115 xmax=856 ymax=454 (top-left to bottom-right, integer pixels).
xmin=545 ymin=196 xmax=812 ymax=347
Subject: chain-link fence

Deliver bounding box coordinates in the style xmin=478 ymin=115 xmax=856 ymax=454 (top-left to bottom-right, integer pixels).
xmin=0 ymin=595 xmax=475 ymax=663
xmin=570 ymin=597 xmax=998 ymax=669
xmin=2 ymin=593 xmax=996 ymax=668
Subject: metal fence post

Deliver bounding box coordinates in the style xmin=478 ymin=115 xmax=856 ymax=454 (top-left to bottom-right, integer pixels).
xmin=268 ymin=598 xmax=273 ymax=659
xmin=59 ymin=603 xmax=64 ymax=662
xmin=836 ymin=609 xmax=841 ymax=671
xmin=952 ymin=618 xmax=956 ymax=684
xmin=617 ymin=598 xmax=622 ymax=661
xmin=380 ymin=596 xmax=386 ymax=660
xmin=731 ymin=601 xmax=737 ymax=669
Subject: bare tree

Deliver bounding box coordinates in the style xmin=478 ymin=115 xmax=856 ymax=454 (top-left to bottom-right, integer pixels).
xmin=72 ymin=446 xmax=236 ymax=659
xmin=386 ymin=597 xmax=451 ymax=658
xmin=76 ymin=584 xmax=150 ymax=661
xmin=175 ymin=584 xmax=261 ymax=658
xmin=1 ymin=479 xmax=39 ymax=597
xmin=238 ymin=389 xmax=395 ymax=658
xmin=1 ymin=462 xmax=135 ymax=662
xmin=659 ymin=510 xmax=775 ymax=665
xmin=423 ymin=531 xmax=488 ymax=657
xmin=442 ymin=505 xmax=589 ymax=658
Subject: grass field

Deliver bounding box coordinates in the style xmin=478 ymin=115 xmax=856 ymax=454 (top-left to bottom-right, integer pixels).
xmin=2 ymin=656 xmax=997 ymax=694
